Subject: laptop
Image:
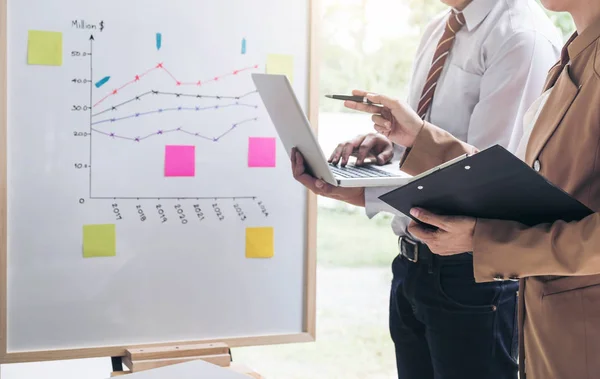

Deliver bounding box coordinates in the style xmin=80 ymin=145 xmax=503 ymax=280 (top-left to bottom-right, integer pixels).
xmin=252 ymin=73 xmax=414 ymax=187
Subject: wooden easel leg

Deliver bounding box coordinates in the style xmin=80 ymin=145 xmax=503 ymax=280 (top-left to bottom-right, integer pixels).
xmin=109 ymin=343 xmax=262 ymax=377
xmin=110 ymin=356 xmax=132 ymax=377
xmin=111 ymin=356 xmax=124 ymax=372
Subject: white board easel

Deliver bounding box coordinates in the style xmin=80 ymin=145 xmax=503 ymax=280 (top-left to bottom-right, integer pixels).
xmin=0 ymin=0 xmax=319 ymax=364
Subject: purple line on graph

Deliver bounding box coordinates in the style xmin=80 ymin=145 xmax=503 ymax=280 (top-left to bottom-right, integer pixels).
xmin=92 ymin=117 xmax=259 ymax=142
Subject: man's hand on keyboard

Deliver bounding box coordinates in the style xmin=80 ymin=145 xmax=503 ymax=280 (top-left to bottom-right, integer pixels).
xmin=328 ymin=133 xmax=394 ymax=166
xmin=291 ymin=148 xmax=365 ymax=207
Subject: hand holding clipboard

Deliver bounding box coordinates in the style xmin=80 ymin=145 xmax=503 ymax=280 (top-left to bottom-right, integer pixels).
xmin=377 ymin=145 xmax=593 ymax=256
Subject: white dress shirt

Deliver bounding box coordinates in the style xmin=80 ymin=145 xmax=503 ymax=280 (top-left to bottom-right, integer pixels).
xmin=364 ymin=0 xmax=563 ymax=238
xmin=516 ymin=89 xmax=552 ymax=160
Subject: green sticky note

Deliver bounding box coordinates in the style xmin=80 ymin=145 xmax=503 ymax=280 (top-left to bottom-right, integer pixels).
xmin=246 ymin=227 xmax=274 ymax=258
xmin=28 ymin=30 xmax=63 ymax=66
xmin=83 ymin=224 xmax=116 ymax=258
xmin=266 ymin=54 xmax=294 ymax=84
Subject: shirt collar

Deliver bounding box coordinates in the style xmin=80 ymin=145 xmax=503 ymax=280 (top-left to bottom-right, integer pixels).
xmin=564 ymin=16 xmax=600 ymax=63
xmin=453 ymin=0 xmax=496 ymax=32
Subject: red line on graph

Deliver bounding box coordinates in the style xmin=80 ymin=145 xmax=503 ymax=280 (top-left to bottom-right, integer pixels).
xmin=118 ymin=80 xmax=136 ymax=91
xmin=140 ymin=67 xmax=159 ymax=78
xmin=161 ymin=66 xmax=179 ymax=82
xmin=93 ymin=63 xmax=261 ymax=108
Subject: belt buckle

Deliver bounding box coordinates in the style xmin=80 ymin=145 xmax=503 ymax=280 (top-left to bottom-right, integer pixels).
xmin=400 ymin=237 xmax=419 ymax=263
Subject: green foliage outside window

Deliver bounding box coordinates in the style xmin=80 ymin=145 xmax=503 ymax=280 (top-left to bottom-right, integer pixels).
xmin=319 ymin=0 xmax=576 ymax=113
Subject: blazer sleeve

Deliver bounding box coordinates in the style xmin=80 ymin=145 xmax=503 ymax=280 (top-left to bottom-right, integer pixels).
xmin=399 ymin=114 xmax=600 ymax=283
xmin=399 ymin=121 xmax=478 ymax=176
xmin=472 ymin=214 xmax=600 ymax=282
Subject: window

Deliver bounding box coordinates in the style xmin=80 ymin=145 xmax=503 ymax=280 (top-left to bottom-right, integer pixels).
xmin=233 ymin=2 xmax=574 ymax=378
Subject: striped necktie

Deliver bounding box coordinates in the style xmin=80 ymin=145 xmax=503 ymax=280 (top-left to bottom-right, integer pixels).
xmin=416 ymin=11 xmax=466 ymax=119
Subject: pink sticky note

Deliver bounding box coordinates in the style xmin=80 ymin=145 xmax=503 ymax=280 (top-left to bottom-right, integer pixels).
xmin=165 ymin=145 xmax=195 ymax=177
xmin=248 ymin=137 xmax=276 ymax=167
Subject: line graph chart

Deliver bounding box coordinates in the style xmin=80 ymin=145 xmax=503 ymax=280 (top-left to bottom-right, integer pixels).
xmin=82 ymin=30 xmax=278 ymax=202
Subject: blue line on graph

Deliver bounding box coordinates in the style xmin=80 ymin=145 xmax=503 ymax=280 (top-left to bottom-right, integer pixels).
xmin=91 ymin=102 xmax=259 ymax=126
xmin=95 ymin=76 xmax=111 ymax=88
xmin=156 ymin=33 xmax=162 ymax=50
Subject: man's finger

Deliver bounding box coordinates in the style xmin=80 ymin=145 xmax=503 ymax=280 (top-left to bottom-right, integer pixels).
xmin=344 ymin=100 xmax=383 ymax=114
xmin=366 ymin=93 xmax=401 ymax=110
xmin=376 ymin=143 xmax=394 ymax=165
xmin=329 ymin=144 xmax=345 ymax=165
xmin=373 ymin=121 xmax=392 ymax=133
xmin=340 ymin=143 xmax=356 ymax=166
xmin=372 ymin=114 xmax=392 ymax=128
xmin=410 ymin=208 xmax=451 ymax=231
xmin=355 ymin=135 xmax=376 ymax=165
xmin=295 ymin=171 xmax=321 ymax=193
xmin=374 ymin=125 xmax=390 ymax=137
xmin=340 ymin=135 xmax=367 ymax=165
xmin=408 ymin=221 xmax=437 ymax=242
xmin=291 ymin=153 xmax=321 ymax=192
xmin=291 ymin=148 xmax=298 ymax=177
xmin=315 ymin=179 xmax=335 ymax=195
xmin=351 ymin=89 xmax=369 ymax=97
xmin=291 ymin=149 xmax=306 ymax=178
xmin=291 ymin=154 xmax=336 ymax=196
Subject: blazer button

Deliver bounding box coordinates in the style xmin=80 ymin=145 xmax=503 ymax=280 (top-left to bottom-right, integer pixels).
xmin=533 ymin=160 xmax=541 ymax=172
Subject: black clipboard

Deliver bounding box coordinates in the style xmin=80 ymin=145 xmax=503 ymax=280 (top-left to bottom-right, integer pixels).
xmin=378 ymin=145 xmax=593 ymax=227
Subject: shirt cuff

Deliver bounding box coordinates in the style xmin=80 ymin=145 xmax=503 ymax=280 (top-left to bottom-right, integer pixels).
xmin=364 ymin=186 xmax=404 ymax=219
xmin=392 ymin=143 xmax=406 ymax=163
xmin=364 ymin=143 xmax=407 ymax=219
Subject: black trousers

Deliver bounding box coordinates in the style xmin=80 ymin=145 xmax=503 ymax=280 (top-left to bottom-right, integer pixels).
xmin=389 ymin=253 xmax=519 ymax=379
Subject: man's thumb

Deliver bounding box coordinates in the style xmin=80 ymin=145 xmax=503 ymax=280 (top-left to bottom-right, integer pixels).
xmin=377 ymin=151 xmax=392 ymax=165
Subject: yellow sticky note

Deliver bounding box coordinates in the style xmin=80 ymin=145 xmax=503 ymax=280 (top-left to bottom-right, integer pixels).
xmin=83 ymin=224 xmax=116 ymax=258
xmin=246 ymin=227 xmax=274 ymax=258
xmin=266 ymin=54 xmax=294 ymax=84
xmin=28 ymin=30 xmax=63 ymax=66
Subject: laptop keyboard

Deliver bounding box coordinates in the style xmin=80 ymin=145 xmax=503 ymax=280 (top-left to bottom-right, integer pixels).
xmin=329 ymin=163 xmax=394 ymax=178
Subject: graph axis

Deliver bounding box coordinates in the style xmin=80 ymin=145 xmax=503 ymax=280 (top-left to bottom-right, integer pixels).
xmin=89 ymin=34 xmax=94 ymax=199
xmin=89 ymin=196 xmax=258 ymax=201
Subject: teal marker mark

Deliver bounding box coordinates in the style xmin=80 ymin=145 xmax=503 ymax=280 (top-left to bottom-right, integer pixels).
xmin=156 ymin=33 xmax=162 ymax=50
xmin=241 ymin=38 xmax=246 ymax=54
xmin=95 ymin=76 xmax=110 ymax=88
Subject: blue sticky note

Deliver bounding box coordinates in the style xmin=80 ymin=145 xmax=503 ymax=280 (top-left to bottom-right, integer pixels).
xmin=241 ymin=38 xmax=247 ymax=55
xmin=156 ymin=33 xmax=162 ymax=50
xmin=95 ymin=76 xmax=110 ymax=88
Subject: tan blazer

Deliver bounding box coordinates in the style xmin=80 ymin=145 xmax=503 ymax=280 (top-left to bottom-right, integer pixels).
xmin=399 ymin=21 xmax=600 ymax=379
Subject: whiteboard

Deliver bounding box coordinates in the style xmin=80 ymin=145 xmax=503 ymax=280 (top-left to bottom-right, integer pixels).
xmin=0 ymin=0 xmax=318 ymax=362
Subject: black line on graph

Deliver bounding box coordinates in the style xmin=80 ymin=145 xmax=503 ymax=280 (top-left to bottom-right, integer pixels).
xmin=91 ymin=90 xmax=259 ymax=117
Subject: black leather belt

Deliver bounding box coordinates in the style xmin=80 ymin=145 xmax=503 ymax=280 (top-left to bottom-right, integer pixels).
xmin=399 ymin=236 xmax=471 ymax=264
xmin=399 ymin=236 xmax=433 ymax=263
